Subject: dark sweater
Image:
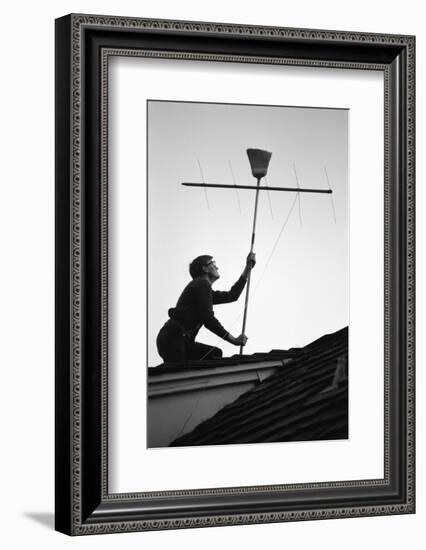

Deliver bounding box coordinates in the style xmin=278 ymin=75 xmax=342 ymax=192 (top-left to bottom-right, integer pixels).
xmin=168 ymin=276 xmax=247 ymax=340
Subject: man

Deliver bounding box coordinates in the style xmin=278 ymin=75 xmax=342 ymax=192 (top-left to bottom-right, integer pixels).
xmin=156 ymin=252 xmax=256 ymax=363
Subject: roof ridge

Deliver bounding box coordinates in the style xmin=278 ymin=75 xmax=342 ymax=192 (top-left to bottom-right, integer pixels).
xmin=151 ymin=326 xmax=348 ymax=372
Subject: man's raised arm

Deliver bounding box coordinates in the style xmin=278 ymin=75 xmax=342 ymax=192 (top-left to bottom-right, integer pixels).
xmin=212 ymin=252 xmax=256 ymax=304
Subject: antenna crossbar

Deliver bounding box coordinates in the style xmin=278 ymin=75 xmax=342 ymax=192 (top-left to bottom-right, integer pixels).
xmin=182 ymin=182 xmax=332 ymax=194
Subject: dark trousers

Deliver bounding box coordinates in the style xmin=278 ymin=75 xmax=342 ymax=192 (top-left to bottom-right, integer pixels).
xmin=156 ymin=321 xmax=223 ymax=363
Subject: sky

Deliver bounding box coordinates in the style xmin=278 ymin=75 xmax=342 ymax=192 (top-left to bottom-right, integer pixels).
xmin=147 ymin=100 xmax=348 ymax=365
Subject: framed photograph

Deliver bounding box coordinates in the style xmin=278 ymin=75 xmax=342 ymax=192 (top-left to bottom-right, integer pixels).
xmin=145 ymin=100 xmax=349 ymax=450
xmin=55 ymin=14 xmax=415 ymax=535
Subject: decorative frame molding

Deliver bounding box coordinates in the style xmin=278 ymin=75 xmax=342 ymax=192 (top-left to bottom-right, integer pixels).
xmin=55 ymin=14 xmax=415 ymax=535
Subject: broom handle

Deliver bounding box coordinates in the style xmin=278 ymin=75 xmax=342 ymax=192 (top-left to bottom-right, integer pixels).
xmin=240 ymin=177 xmax=261 ymax=354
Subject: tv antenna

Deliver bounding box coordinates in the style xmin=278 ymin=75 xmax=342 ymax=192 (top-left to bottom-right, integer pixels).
xmin=182 ymin=149 xmax=333 ymax=354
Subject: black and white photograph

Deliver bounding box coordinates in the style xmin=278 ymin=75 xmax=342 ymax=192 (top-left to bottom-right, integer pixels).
xmin=146 ymin=100 xmax=349 ymax=448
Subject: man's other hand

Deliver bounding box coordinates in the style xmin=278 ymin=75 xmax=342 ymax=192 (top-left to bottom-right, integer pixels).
xmin=233 ymin=334 xmax=248 ymax=346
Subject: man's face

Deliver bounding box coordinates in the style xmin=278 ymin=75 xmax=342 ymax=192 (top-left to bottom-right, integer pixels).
xmin=205 ymin=259 xmax=220 ymax=280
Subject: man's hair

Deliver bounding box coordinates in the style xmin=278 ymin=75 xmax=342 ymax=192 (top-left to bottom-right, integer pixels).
xmin=189 ymin=255 xmax=213 ymax=279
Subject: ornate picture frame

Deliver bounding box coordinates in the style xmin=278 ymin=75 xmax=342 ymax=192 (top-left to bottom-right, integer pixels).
xmin=55 ymin=14 xmax=415 ymax=535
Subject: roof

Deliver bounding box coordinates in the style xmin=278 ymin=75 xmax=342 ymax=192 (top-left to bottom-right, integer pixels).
xmin=170 ymin=327 xmax=348 ymax=447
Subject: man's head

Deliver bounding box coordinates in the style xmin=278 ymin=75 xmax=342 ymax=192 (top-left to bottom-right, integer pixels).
xmin=189 ymin=255 xmax=220 ymax=282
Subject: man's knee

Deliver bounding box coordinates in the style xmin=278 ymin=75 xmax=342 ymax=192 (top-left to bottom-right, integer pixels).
xmin=211 ymin=347 xmax=223 ymax=359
